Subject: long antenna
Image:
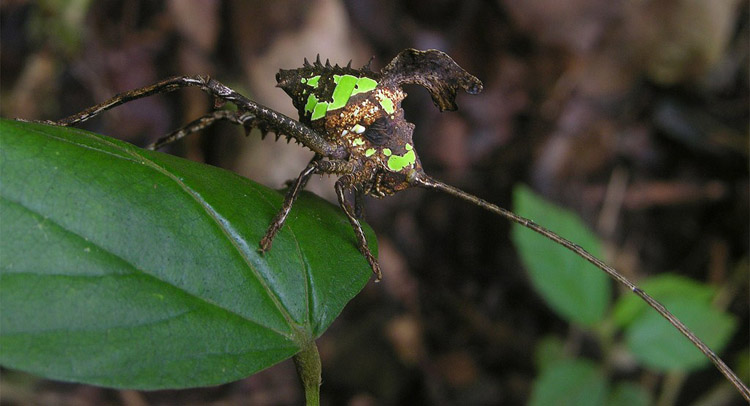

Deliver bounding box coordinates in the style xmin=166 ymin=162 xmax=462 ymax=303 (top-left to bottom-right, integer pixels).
xmin=411 ymin=172 xmax=750 ymax=401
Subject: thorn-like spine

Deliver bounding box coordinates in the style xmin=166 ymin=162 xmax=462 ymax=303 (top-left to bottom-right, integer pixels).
xmin=303 ymin=57 xmax=310 ymax=67
xmin=363 ymin=56 xmax=375 ymax=71
xmin=315 ymin=55 xmax=321 ymax=66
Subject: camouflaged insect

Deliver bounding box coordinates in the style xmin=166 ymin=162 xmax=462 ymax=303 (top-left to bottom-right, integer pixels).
xmin=269 ymin=49 xmax=482 ymax=277
xmin=275 ymin=50 xmax=482 ymax=197
xmin=51 ymin=49 xmax=483 ymax=280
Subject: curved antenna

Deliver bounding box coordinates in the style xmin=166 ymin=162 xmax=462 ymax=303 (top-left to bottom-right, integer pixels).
xmin=410 ymin=172 xmax=750 ymax=401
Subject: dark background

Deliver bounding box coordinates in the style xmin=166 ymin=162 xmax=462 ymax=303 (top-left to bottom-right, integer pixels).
xmin=1 ymin=0 xmax=748 ymax=405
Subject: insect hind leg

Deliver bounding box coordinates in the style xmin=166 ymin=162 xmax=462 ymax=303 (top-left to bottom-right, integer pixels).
xmin=146 ymin=110 xmax=255 ymax=150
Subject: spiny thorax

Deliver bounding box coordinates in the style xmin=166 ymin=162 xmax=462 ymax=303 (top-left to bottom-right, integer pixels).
xmin=276 ymin=62 xmax=380 ymax=130
xmin=276 ymin=58 xmax=421 ymax=196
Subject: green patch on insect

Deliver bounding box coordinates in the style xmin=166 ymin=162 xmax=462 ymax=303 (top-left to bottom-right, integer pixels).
xmin=301 ymin=75 xmax=320 ymax=87
xmin=383 ymin=144 xmax=416 ymax=171
xmin=377 ymin=94 xmax=395 ymax=114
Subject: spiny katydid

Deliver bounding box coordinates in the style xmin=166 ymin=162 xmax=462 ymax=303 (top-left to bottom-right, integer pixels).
xmin=47 ymin=49 xmax=750 ymax=400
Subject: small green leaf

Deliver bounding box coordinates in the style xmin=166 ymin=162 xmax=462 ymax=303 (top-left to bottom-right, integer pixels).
xmin=530 ymin=359 xmax=608 ymax=406
xmin=606 ymin=382 xmax=651 ymax=406
xmin=736 ymin=349 xmax=750 ymax=385
xmin=611 ymin=274 xmax=715 ymax=327
xmin=511 ymin=185 xmax=610 ymax=326
xmin=610 ymin=274 xmax=735 ymax=371
xmin=0 ymin=119 xmax=373 ymax=389
xmin=533 ymin=335 xmax=566 ymax=371
xmin=624 ymin=297 xmax=735 ymax=371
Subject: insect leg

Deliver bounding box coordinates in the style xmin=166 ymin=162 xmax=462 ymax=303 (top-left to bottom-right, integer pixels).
xmin=197 ymin=78 xmax=348 ymax=160
xmin=53 ymin=75 xmax=348 ymax=160
xmin=354 ymin=190 xmax=366 ymax=219
xmin=334 ymin=175 xmax=382 ymax=281
xmin=259 ymin=158 xmax=358 ymax=253
xmin=53 ymin=76 xmax=209 ymax=127
xmin=146 ymin=110 xmax=255 ymax=150
xmin=259 ymin=156 xmax=320 ymax=253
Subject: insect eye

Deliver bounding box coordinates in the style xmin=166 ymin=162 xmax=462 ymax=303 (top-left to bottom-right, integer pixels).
xmin=363 ymin=118 xmax=390 ymax=145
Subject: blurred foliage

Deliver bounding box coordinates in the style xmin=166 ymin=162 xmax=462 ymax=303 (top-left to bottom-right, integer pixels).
xmin=512 ymin=185 xmax=610 ymax=326
xmin=515 ymin=188 xmax=737 ymax=404
xmin=28 ymin=0 xmax=92 ymax=56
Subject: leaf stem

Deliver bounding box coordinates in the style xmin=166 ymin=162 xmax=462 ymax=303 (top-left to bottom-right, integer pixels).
xmin=293 ymin=339 xmax=322 ymax=406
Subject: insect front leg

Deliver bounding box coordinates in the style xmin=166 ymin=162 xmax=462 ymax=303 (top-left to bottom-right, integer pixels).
xmin=259 ymin=158 xmax=357 ymax=253
xmin=52 ymin=76 xmax=210 ymax=127
xmin=334 ymin=175 xmax=382 ymax=281
xmin=259 ymin=156 xmax=320 ymax=253
xmin=52 ymin=75 xmax=347 ymax=160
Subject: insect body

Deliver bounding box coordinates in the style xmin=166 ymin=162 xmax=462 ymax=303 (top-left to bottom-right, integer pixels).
xmin=275 ymin=56 xmax=422 ymax=198
xmin=47 ymin=49 xmax=750 ymax=400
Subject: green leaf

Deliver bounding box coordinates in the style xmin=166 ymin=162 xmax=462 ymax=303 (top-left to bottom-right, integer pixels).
xmin=624 ymin=297 xmax=735 ymax=371
xmin=612 ymin=273 xmax=715 ymax=327
xmin=607 ymin=382 xmax=651 ymax=406
xmin=529 ymin=359 xmax=608 ymax=406
xmin=737 ymin=349 xmax=750 ymax=386
xmin=511 ymin=185 xmax=610 ymax=326
xmin=533 ymin=335 xmax=566 ymax=371
xmin=610 ymin=274 xmax=736 ymax=371
xmin=0 ymin=119 xmax=373 ymax=389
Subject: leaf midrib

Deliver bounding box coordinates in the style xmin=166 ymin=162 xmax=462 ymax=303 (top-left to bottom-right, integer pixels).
xmin=7 ymin=121 xmax=308 ymax=343
xmin=0 ymin=194 xmax=292 ymax=338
